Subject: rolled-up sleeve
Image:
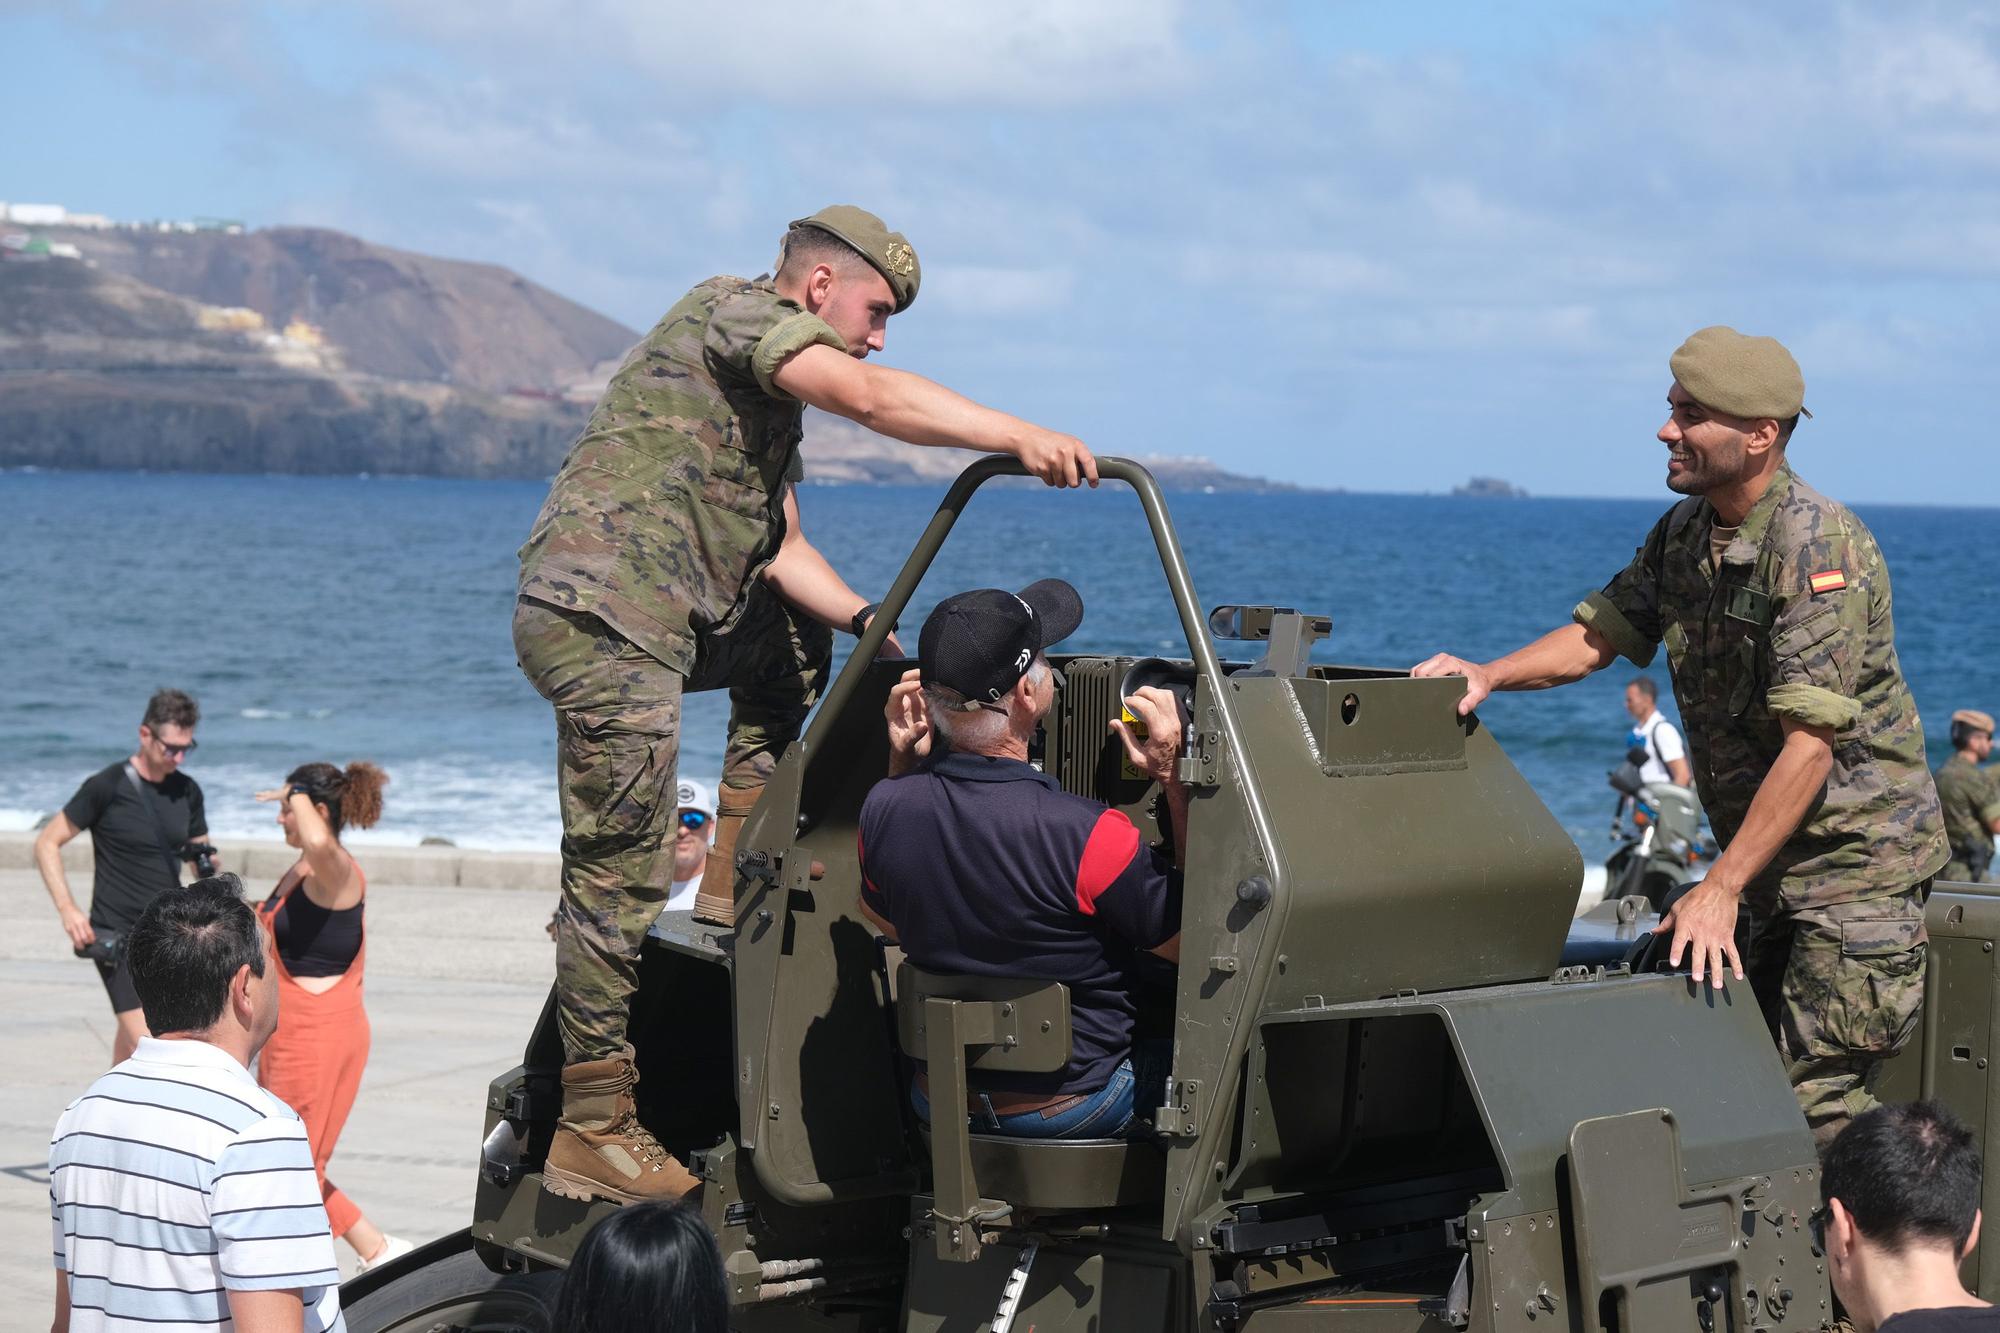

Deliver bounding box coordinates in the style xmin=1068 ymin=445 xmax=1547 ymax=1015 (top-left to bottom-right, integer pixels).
xmin=1573 ymin=518 xmax=1670 ymax=667
xmin=1765 ymin=534 xmax=1866 ymax=732
xmin=703 ymin=288 xmax=848 ymax=400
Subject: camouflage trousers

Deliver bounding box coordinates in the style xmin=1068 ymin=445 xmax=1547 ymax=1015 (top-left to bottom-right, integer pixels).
xmin=513 ymin=591 xmax=831 ymax=1064
xmin=1742 ymin=885 xmax=1929 ymax=1148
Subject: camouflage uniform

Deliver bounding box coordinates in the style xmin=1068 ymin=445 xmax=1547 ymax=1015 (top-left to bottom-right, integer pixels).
xmin=1935 ymin=752 xmax=2000 ymax=882
xmin=1575 ymin=461 xmax=1949 ymax=1143
xmin=515 ymin=276 xmax=842 ymax=1063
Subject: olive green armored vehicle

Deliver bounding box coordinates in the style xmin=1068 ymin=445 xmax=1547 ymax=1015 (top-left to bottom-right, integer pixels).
xmin=344 ymin=459 xmax=2000 ymax=1332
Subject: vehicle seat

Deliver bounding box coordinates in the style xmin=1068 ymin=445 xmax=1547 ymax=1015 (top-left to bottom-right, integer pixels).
xmin=894 ymin=963 xmax=1165 ymax=1261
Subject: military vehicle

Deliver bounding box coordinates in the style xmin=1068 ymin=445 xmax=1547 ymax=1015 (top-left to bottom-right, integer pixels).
xmin=344 ymin=458 xmax=2000 ymax=1332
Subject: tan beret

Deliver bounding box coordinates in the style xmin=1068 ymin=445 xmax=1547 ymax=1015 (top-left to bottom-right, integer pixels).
xmin=1670 ymin=325 xmax=1809 ymax=422
xmin=788 ymin=205 xmax=920 ymax=312
xmin=1953 ymin=708 xmax=1996 ymax=734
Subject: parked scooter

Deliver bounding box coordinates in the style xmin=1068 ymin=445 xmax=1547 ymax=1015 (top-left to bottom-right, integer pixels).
xmin=1603 ymin=749 xmax=1715 ymax=916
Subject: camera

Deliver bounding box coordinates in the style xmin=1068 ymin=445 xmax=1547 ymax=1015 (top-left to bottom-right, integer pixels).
xmin=74 ymin=929 xmax=123 ymax=965
xmin=180 ymin=841 xmax=219 ymax=877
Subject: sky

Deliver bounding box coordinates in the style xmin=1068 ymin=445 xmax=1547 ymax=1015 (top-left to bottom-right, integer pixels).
xmin=5 ymin=1 xmax=2000 ymax=501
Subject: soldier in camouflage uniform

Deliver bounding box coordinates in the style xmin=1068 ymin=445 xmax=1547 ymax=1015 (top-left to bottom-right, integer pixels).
xmin=1935 ymin=708 xmax=1999 ymax=882
xmin=515 ymin=206 xmax=1098 ymax=1205
xmin=1416 ymin=326 xmax=1947 ymax=1146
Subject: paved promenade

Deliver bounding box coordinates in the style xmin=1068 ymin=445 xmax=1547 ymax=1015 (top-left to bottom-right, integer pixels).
xmin=0 ymin=860 xmax=559 ymax=1332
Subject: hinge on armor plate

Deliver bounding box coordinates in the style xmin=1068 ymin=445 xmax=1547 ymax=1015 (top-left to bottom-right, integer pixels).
xmin=1155 ymin=1080 xmax=1201 ymax=1138
xmin=1550 ymin=963 xmax=1628 ymax=985
xmin=1177 ymin=727 xmax=1221 ymax=788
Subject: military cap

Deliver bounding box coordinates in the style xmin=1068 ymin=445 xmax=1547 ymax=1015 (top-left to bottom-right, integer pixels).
xmin=1953 ymin=708 xmax=1996 ymax=735
xmin=787 ymin=205 xmax=920 ymax=312
xmin=1669 ymin=325 xmax=1810 ymax=422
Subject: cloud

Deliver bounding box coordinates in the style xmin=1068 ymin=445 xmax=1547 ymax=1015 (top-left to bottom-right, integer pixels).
xmin=922 ymin=265 xmax=1076 ymax=316
xmin=15 ymin=0 xmax=2000 ymax=498
xmin=371 ymin=0 xmax=1200 ymax=107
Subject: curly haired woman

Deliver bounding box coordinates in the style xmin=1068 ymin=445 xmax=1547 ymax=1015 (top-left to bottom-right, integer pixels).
xmin=254 ymin=761 xmax=410 ymax=1270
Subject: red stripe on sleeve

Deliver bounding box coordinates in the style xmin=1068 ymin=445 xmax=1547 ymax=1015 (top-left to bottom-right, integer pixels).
xmin=1075 ymin=809 xmax=1142 ymax=915
xmin=857 ymin=829 xmax=882 ymax=899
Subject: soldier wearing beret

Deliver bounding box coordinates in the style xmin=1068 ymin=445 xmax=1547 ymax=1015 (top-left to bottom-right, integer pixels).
xmin=1936 ymin=709 xmax=1999 ymax=883
xmin=513 ymin=207 xmax=1097 ymax=1205
xmin=1416 ymin=326 xmax=1948 ymax=1146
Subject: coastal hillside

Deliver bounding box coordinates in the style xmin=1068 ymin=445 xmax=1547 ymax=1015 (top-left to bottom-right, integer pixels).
xmin=0 ymin=224 xmax=1300 ymax=489
xmin=33 ymin=224 xmax=636 ymax=394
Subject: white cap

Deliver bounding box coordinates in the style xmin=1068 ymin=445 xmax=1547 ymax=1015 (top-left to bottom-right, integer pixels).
xmin=676 ymin=777 xmax=717 ymax=818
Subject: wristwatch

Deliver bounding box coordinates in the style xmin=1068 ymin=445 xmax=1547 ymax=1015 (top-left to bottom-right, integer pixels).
xmin=851 ymin=603 xmax=890 ymax=637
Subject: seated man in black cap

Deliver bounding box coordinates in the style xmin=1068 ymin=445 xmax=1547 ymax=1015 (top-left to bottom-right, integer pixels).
xmin=857 ymin=579 xmax=1186 ymax=1139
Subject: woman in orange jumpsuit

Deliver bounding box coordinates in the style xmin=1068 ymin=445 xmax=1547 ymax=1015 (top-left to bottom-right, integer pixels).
xmin=255 ymin=760 xmax=409 ymax=1270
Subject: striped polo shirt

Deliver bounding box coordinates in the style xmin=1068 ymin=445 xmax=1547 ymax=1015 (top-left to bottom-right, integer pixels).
xmin=50 ymin=1036 xmax=345 ymax=1332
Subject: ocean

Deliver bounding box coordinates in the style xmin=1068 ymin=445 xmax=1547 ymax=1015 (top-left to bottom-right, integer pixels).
xmin=4 ymin=469 xmax=1994 ymax=865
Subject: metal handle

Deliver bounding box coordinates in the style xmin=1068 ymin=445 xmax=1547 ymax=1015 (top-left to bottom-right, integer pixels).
xmin=816 ymin=456 xmax=1219 ymax=741
xmin=803 ymin=452 xmax=1279 ymax=883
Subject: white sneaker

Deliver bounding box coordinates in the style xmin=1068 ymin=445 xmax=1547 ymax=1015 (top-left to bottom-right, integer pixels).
xmin=360 ymin=1235 xmax=415 ymax=1272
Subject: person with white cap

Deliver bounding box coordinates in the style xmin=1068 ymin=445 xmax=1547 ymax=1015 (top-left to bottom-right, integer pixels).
xmin=1936 ymin=709 xmax=1999 ymax=883
xmin=661 ymin=778 xmax=718 ymax=916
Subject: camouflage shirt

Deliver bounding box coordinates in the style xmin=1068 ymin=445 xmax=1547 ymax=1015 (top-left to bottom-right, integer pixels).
xmin=517 ymin=276 xmax=846 ymax=672
xmin=1574 ymin=462 xmax=1948 ymax=909
xmin=1935 ymin=752 xmax=2000 ymax=864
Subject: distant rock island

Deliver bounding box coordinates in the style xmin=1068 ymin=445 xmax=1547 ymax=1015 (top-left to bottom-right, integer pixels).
xmin=1451 ymin=476 xmax=1529 ymax=498
xmin=0 ymin=223 xmax=1299 ymax=491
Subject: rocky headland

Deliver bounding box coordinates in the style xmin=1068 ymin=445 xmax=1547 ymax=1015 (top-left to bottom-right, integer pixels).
xmin=0 ymin=225 xmax=1300 ymax=491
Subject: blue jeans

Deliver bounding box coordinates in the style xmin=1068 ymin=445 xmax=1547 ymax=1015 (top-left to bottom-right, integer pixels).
xmin=911 ymin=1040 xmax=1172 ymax=1140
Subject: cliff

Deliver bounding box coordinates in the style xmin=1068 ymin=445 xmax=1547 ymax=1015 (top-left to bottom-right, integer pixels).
xmin=0 ymin=226 xmax=1303 ymax=490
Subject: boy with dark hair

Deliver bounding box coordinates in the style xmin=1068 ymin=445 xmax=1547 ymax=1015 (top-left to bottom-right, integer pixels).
xmin=34 ymin=688 xmax=218 ymax=1063
xmin=48 ymin=875 xmax=344 ymax=1332
xmin=1817 ymin=1100 xmax=1996 ymax=1331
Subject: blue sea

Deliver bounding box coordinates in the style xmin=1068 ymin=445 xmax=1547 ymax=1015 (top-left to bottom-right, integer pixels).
xmin=3 ymin=469 xmax=1994 ymax=860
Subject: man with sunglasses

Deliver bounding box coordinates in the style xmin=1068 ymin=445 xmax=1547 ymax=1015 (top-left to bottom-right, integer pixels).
xmin=660 ymin=779 xmax=717 ymax=917
xmin=1813 ymin=1100 xmax=1993 ymax=1331
xmin=34 ymin=688 xmax=219 ymax=1065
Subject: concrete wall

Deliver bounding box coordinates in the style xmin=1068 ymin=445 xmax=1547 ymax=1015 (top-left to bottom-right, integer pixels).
xmin=0 ymin=831 xmax=558 ymax=893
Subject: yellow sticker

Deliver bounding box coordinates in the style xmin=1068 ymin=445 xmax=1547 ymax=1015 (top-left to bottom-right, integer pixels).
xmin=1119 ymin=705 xmax=1148 ymax=780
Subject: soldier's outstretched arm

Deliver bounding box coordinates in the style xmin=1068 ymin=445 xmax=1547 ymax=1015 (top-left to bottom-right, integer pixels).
xmin=1411 ymin=623 xmax=1617 ymax=717
xmin=771 ymin=344 xmax=1098 ymax=488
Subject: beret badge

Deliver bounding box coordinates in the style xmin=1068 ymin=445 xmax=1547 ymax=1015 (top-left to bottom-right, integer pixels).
xmin=882 ymin=242 xmax=916 ymax=277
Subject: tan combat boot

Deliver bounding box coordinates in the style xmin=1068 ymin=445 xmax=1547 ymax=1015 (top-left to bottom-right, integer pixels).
xmin=542 ymin=1048 xmax=703 ymax=1205
xmin=691 ymin=783 xmax=762 ymax=927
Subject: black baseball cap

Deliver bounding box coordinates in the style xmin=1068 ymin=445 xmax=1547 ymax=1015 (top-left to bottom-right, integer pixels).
xmin=918 ymin=579 xmax=1084 ymax=707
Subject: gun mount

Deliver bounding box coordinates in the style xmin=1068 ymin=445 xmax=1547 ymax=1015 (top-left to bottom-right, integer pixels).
xmin=346 ymin=457 xmax=2000 ymax=1332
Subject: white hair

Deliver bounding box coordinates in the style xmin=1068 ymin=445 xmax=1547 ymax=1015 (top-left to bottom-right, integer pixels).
xmin=925 ymin=655 xmax=1050 ymax=751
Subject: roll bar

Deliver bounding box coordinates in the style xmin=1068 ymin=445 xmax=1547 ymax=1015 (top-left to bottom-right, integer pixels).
xmin=804 ymin=454 xmax=1279 ymax=875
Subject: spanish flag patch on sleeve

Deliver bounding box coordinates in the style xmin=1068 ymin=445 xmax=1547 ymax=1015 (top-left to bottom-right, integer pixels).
xmin=1809 ymin=569 xmax=1847 ymax=594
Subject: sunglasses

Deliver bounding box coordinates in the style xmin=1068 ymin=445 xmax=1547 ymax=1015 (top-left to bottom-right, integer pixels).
xmin=157 ymin=738 xmax=198 ymax=756
xmin=679 ymin=810 xmax=710 ymax=832
xmin=1807 ymin=1204 xmax=1829 ymax=1254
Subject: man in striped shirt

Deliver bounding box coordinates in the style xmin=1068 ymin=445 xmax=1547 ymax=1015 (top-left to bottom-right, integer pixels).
xmin=50 ymin=875 xmax=345 ymax=1332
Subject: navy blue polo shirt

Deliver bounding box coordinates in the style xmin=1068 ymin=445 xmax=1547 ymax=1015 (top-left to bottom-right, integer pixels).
xmin=858 ymin=751 xmax=1182 ymax=1096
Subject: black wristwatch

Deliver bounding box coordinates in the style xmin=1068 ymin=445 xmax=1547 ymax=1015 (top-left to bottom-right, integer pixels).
xmin=851 ymin=602 xmax=891 ymax=637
